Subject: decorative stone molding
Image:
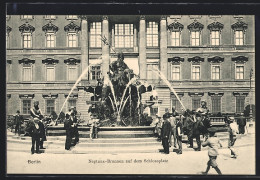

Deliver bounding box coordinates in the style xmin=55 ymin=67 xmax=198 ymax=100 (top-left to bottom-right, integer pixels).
xmin=42 ymin=22 xmax=59 ymax=32
xmin=42 ymin=94 xmax=58 ymax=99
xmin=18 ymin=58 xmax=35 ymax=65
xmin=102 ymin=16 xmax=108 ymax=21
xmin=140 ymin=15 xmax=145 ymax=20
xmin=208 ymin=92 xmax=224 ymax=96
xmin=64 ymin=58 xmax=81 ymax=65
xmin=64 ymin=22 xmax=81 ymax=32
xmin=168 ymin=22 xmax=184 ymax=31
xmin=64 ymin=94 xmax=78 ymax=99
xmin=7 ymin=60 xmax=12 ymax=64
xmin=233 ymin=92 xmax=248 ymax=96
xmin=207 ymin=22 xmax=224 ymax=31
xmin=188 ymin=92 xmax=204 ymax=97
xmin=19 ymin=22 xmax=35 ymax=33
xmin=6 ymin=26 xmax=12 ymax=34
xmin=208 ymin=56 xmax=224 ymax=63
xmin=171 ymin=92 xmax=184 ymax=97
xmin=231 ymin=21 xmax=248 ymax=32
xmin=161 ymin=15 xmax=167 ymax=20
xmin=189 ymin=15 xmax=202 ymax=20
xmin=78 ymin=15 xmax=88 ymax=20
xmin=42 ymin=58 xmax=59 ymax=65
xmin=19 ymin=94 xmax=34 ymax=99
xmin=188 ymin=56 xmax=204 ymax=63
xmin=231 ymin=56 xmax=248 ymax=63
xmin=168 ymin=57 xmax=184 ymax=63
xmin=7 ymin=94 xmax=11 ymax=99
xmin=187 ymin=21 xmax=204 ymax=31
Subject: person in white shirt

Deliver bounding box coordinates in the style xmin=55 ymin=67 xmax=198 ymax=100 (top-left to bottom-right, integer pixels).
xmin=228 ymin=116 xmax=239 ymax=158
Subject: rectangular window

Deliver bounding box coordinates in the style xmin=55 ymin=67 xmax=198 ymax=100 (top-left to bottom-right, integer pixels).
xmin=90 ymin=22 xmax=102 ymax=47
xmin=90 ymin=65 xmax=101 ymax=80
xmin=45 ymin=15 xmax=56 ymax=20
xmin=68 ymin=66 xmax=78 ymax=81
xmin=67 ymin=33 xmax=78 ymax=47
xmin=192 ymin=65 xmax=200 ymax=80
xmin=147 ymin=64 xmax=159 ymax=80
xmin=235 ymin=30 xmax=244 ymax=45
xmin=171 ymin=31 xmax=180 ymax=46
xmin=150 ymin=106 xmax=158 ymax=116
xmin=22 ymin=100 xmax=31 ymax=114
xmin=211 ymin=65 xmax=220 ymax=80
xmin=21 ymin=15 xmax=33 ymax=19
xmin=211 ymin=96 xmax=221 ymax=114
xmin=236 ymin=96 xmax=245 ymax=113
xmin=192 ymin=97 xmax=201 ymax=111
xmin=115 ymin=24 xmax=134 ymax=48
xmin=191 ymin=31 xmax=200 ymax=46
xmin=171 ymin=65 xmax=180 ymax=80
xmin=172 ymin=97 xmax=182 ymax=113
xmin=67 ymin=15 xmax=78 ymax=20
xmin=146 ymin=22 xmax=158 ymax=47
xmin=46 ymin=66 xmax=55 ymax=81
xmin=236 ymin=65 xmax=244 ymax=79
xmin=23 ymin=66 xmax=32 ymax=81
xmin=46 ymin=33 xmax=55 ymax=48
xmin=67 ymin=99 xmax=77 ymax=112
xmin=23 ymin=33 xmax=32 ymax=48
xmin=46 ymin=99 xmax=55 ymax=114
xmin=211 ymin=31 xmax=220 ymax=46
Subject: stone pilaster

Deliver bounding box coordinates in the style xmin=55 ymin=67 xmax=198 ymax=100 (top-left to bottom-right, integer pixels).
xmin=160 ymin=15 xmax=168 ymax=78
xmin=102 ymin=16 xmax=110 ymax=77
xmin=139 ymin=15 xmax=147 ymax=79
xmin=79 ymin=15 xmax=89 ymax=80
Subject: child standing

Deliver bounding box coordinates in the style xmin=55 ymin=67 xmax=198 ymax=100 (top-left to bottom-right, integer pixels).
xmin=202 ymin=130 xmax=223 ymax=175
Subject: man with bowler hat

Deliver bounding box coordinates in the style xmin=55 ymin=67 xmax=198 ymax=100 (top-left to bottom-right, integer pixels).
xmin=26 ymin=117 xmax=42 ymax=154
xmin=161 ymin=114 xmax=171 ymax=154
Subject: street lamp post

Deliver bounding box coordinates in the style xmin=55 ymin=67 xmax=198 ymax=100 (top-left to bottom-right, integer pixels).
xmin=249 ymin=68 xmax=253 ymax=125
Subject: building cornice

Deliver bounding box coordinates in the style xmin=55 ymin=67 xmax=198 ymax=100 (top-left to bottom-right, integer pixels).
xmin=187 ymin=21 xmax=204 ymax=31
xmin=42 ymin=58 xmax=59 ymax=65
xmin=231 ymin=56 xmax=248 ymax=63
xmin=208 ymin=56 xmax=224 ymax=63
xmin=42 ymin=22 xmax=59 ymax=32
xmin=207 ymin=21 xmax=224 ymax=31
xmin=168 ymin=56 xmax=184 ymax=63
xmin=64 ymin=22 xmax=81 ymax=32
xmin=168 ymin=22 xmax=184 ymax=31
xmin=19 ymin=22 xmax=35 ymax=33
xmin=64 ymin=58 xmax=81 ymax=65
xmin=231 ymin=21 xmax=248 ymax=32
xmin=188 ymin=56 xmax=204 ymax=63
xmin=18 ymin=58 xmax=35 ymax=65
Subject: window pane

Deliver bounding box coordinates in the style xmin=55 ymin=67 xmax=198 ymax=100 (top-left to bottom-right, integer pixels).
xmin=23 ymin=100 xmax=31 ymax=114
xmin=46 ymin=100 xmax=55 ymax=114
xmin=115 ymin=24 xmax=134 ymax=48
xmin=46 ymin=67 xmax=55 ymax=81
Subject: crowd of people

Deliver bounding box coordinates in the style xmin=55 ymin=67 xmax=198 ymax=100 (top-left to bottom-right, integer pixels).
xmin=10 ymin=99 xmax=249 ymax=175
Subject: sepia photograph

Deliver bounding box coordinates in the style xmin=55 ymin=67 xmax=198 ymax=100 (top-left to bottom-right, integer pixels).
xmin=5 ymin=3 xmax=256 ymax=176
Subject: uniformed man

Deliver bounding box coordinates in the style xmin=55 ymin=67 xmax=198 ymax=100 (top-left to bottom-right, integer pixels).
xmin=176 ymin=116 xmax=183 ymax=154
xmin=193 ymin=112 xmax=204 ymax=151
xmin=161 ymin=114 xmax=172 ymax=154
xmin=70 ymin=106 xmax=79 ymax=144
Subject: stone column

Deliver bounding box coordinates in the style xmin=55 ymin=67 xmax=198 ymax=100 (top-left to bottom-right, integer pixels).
xmin=139 ymin=15 xmax=147 ymax=79
xmin=160 ymin=15 xmax=168 ymax=78
xmin=79 ymin=15 xmax=89 ymax=80
xmin=102 ymin=16 xmax=110 ymax=77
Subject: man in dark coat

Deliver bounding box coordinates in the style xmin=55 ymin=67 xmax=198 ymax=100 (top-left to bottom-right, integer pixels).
xmin=14 ymin=110 xmax=23 ymax=136
xmin=193 ymin=112 xmax=204 ymax=151
xmin=38 ymin=119 xmax=47 ymax=149
xmin=64 ymin=113 xmax=74 ymax=150
xmin=70 ymin=106 xmax=80 ymax=144
xmin=26 ymin=118 xmax=42 ymax=154
xmin=184 ymin=110 xmax=195 ymax=148
xmin=161 ymin=114 xmax=172 ymax=154
xmin=237 ymin=113 xmax=246 ymax=134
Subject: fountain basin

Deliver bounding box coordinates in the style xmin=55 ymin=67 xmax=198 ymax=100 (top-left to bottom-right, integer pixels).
xmin=46 ymin=125 xmax=156 ymax=138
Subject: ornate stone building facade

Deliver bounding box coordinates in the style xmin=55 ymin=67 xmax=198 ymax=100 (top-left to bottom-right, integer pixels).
xmin=6 ymin=15 xmax=255 ymax=119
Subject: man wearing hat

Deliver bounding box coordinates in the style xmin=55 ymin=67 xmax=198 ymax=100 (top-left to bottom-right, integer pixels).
xmin=161 ymin=114 xmax=171 ymax=154
xmin=14 ymin=110 xmax=23 ymax=136
xmin=237 ymin=113 xmax=247 ymax=134
xmin=193 ymin=112 xmax=204 ymax=151
xmin=26 ymin=117 xmax=42 ymax=154
xmin=70 ymin=106 xmax=80 ymax=144
xmin=228 ymin=116 xmax=239 ymax=158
